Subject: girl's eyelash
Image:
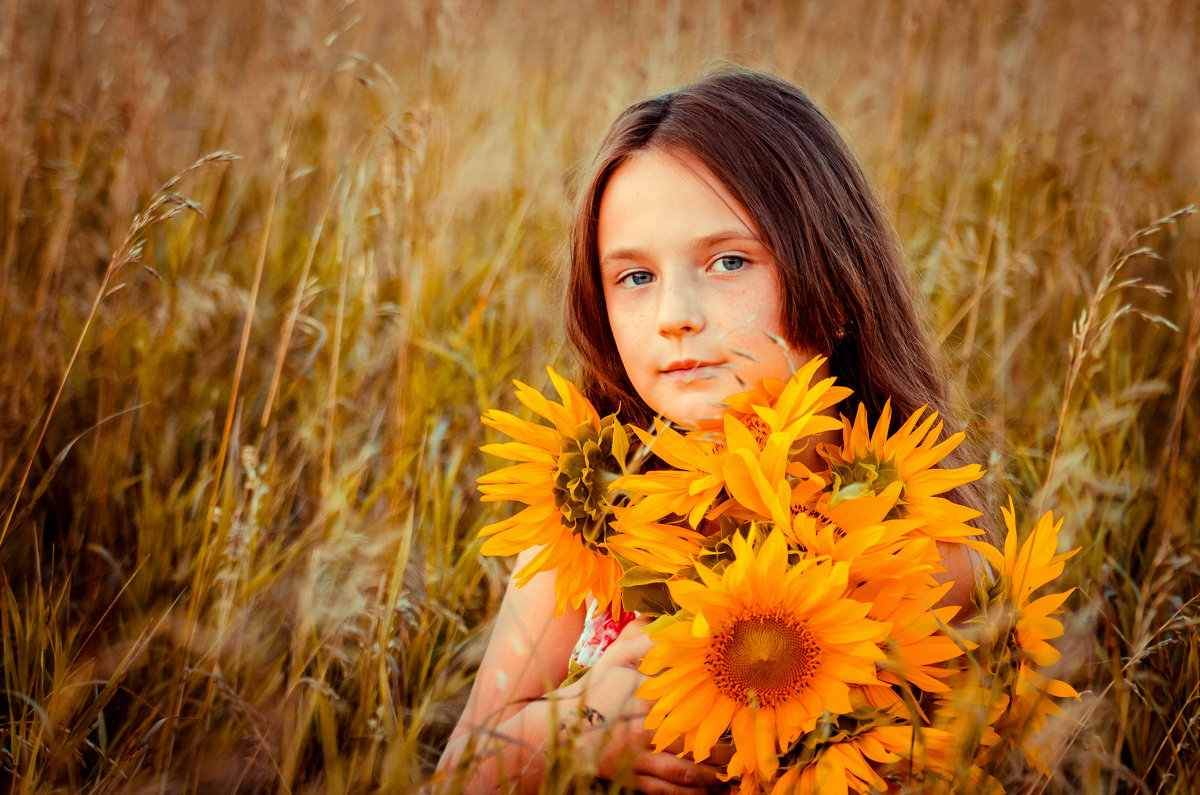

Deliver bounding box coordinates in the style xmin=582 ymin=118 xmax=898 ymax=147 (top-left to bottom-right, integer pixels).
xmin=617 ymin=269 xmax=654 ymax=286
xmin=712 ymin=254 xmax=749 ymax=271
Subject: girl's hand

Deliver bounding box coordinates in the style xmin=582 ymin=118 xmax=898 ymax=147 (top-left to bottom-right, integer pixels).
xmin=438 ymin=550 xmax=732 ymax=793
xmin=558 ymin=618 xmax=729 ymax=794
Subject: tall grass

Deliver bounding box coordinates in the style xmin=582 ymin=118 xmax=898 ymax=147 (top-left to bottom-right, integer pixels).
xmin=1 ymin=1 xmax=1196 ymax=791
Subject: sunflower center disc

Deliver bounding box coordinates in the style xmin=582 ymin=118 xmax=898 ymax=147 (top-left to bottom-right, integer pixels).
xmin=707 ymin=606 xmax=821 ymax=707
xmin=745 ymin=415 xmax=770 ymax=447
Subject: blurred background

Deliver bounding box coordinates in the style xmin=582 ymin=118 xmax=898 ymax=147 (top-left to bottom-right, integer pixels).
xmin=1 ymin=0 xmax=1196 ymax=791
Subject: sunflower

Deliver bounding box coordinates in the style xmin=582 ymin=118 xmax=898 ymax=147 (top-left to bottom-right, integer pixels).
xmin=694 ymin=355 xmax=852 ymax=453
xmin=605 ymin=410 xmax=796 ymax=575
xmin=718 ymin=412 xmax=807 ymax=526
xmin=971 ymin=502 xmax=1080 ymax=768
xmin=974 ymin=501 xmax=1078 ymax=617
xmin=854 ymin=579 xmax=971 ymax=716
xmin=789 ymin=449 xmax=948 ymax=589
xmin=613 ymin=419 xmax=727 ymax=528
xmin=604 ymin=504 xmax=708 ymax=577
xmin=821 ymin=401 xmax=984 ymax=543
xmin=769 ymin=724 xmax=927 ymax=795
xmin=476 ymin=367 xmax=630 ymax=615
xmin=785 ymin=506 xmax=940 ymax=593
xmin=927 ymin=674 xmax=1007 ymax=787
xmin=971 ymin=501 xmax=1079 ymax=674
xmin=735 ymin=708 xmax=961 ymax=795
xmin=637 ymin=528 xmax=889 ymax=782
xmin=603 ymin=420 xmax=726 ymax=577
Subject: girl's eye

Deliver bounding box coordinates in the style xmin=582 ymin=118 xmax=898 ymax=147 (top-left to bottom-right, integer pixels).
xmin=713 ymin=255 xmax=747 ymax=272
xmin=619 ymin=270 xmax=654 ymax=287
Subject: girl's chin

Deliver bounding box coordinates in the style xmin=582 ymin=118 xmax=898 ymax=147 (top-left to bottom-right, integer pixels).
xmin=653 ymin=395 xmax=731 ymax=426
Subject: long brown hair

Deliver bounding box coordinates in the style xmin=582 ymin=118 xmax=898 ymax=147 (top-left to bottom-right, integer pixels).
xmin=565 ymin=67 xmax=990 ymax=522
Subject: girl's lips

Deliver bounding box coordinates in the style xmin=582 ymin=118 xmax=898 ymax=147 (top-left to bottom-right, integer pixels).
xmin=661 ymin=360 xmax=724 ymax=382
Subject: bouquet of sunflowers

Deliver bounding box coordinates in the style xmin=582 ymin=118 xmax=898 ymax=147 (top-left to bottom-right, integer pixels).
xmin=477 ymin=358 xmax=1079 ymax=793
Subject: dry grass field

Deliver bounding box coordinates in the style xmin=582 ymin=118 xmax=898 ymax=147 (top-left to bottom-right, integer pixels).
xmin=1 ymin=0 xmax=1197 ymax=791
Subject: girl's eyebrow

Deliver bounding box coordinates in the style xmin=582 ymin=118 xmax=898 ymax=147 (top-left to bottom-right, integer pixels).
xmin=694 ymin=230 xmax=762 ymax=249
xmin=600 ymin=230 xmax=763 ymax=268
xmin=598 ymin=246 xmax=646 ymax=268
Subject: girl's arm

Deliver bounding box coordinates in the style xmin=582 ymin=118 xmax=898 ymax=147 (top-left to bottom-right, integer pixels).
xmin=437 ymin=548 xmax=725 ymax=793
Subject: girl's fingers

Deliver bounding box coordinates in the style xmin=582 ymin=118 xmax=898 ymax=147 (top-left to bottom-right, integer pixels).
xmin=656 ymin=735 xmax=733 ymax=767
xmin=597 ymin=617 xmax=654 ymax=668
xmin=701 ymin=740 xmax=735 ymax=767
xmin=636 ymin=750 xmax=725 ymax=788
xmin=629 ymin=776 xmax=721 ymax=795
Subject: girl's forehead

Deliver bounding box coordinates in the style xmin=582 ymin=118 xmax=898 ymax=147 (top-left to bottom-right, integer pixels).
xmin=598 ymin=148 xmax=761 ymax=242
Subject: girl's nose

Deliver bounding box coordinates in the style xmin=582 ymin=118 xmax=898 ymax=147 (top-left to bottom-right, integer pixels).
xmin=656 ymin=276 xmax=705 ymax=337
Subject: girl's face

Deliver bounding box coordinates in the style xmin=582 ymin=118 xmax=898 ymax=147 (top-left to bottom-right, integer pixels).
xmin=598 ymin=148 xmax=813 ymax=424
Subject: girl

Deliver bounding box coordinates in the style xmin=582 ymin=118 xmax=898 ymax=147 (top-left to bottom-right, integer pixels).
xmin=438 ymin=67 xmax=985 ymax=793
